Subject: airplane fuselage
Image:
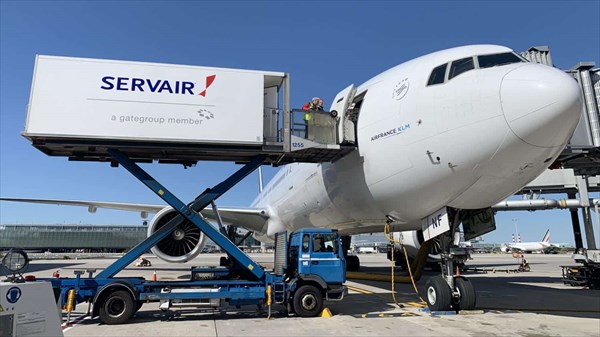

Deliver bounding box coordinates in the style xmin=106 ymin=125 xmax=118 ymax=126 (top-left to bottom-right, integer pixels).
xmin=253 ymin=45 xmax=582 ymax=238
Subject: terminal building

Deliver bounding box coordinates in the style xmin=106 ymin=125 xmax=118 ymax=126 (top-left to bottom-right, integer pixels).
xmin=0 ymin=224 xmax=266 ymax=253
xmin=0 ymin=224 xmax=146 ymax=252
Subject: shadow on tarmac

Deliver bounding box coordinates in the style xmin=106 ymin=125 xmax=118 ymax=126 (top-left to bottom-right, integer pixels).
xmin=74 ymin=292 xmax=399 ymax=327
xmin=470 ymin=275 xmax=600 ymax=319
xmin=354 ymin=272 xmax=600 ymax=319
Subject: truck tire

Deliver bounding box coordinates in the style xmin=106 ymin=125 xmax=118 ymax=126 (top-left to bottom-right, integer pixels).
xmin=98 ymin=290 xmax=135 ymax=325
xmin=134 ymin=301 xmax=143 ymax=314
xmin=293 ymin=285 xmax=323 ymax=317
xmin=425 ymin=276 xmax=451 ymax=311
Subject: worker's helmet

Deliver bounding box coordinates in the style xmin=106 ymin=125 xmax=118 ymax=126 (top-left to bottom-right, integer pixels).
xmin=312 ymin=97 xmax=320 ymax=103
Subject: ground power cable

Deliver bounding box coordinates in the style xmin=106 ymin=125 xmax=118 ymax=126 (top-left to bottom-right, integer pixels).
xmin=401 ymin=244 xmax=426 ymax=304
xmin=384 ymin=222 xmax=428 ymax=307
xmin=384 ymin=221 xmax=403 ymax=308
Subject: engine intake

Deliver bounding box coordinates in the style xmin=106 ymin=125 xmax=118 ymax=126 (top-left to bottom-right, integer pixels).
xmin=148 ymin=207 xmax=206 ymax=263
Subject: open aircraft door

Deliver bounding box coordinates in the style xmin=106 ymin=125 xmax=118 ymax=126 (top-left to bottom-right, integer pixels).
xmin=329 ymin=84 xmax=356 ymax=145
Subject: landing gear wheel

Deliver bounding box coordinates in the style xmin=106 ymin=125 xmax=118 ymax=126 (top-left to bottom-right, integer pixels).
xmin=98 ymin=290 xmax=135 ymax=325
xmin=293 ymin=285 xmax=323 ymax=317
xmin=451 ymin=276 xmax=476 ymax=311
xmin=425 ymin=276 xmax=452 ymax=311
xmin=346 ymin=255 xmax=360 ymax=271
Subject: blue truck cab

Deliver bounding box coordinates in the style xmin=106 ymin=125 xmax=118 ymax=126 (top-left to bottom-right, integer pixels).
xmin=286 ymin=228 xmax=346 ymax=316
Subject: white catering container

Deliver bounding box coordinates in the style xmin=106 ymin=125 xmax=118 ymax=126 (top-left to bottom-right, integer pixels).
xmin=24 ymin=55 xmax=285 ymax=146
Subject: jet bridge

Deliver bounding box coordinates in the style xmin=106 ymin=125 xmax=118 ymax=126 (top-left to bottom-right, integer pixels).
xmin=23 ymin=55 xmax=354 ymax=166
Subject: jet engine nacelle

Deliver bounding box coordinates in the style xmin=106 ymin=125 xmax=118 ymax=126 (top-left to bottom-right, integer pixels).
xmin=147 ymin=207 xmax=207 ymax=263
xmin=393 ymin=230 xmax=442 ymax=260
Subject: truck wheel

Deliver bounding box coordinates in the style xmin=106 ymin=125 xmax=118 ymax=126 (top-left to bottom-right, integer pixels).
xmin=293 ymin=285 xmax=323 ymax=317
xmin=134 ymin=301 xmax=143 ymax=314
xmin=451 ymin=276 xmax=476 ymax=311
xmin=98 ymin=290 xmax=135 ymax=325
xmin=425 ymin=276 xmax=451 ymax=311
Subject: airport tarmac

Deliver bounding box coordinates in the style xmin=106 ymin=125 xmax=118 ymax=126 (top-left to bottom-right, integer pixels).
xmin=11 ymin=253 xmax=600 ymax=336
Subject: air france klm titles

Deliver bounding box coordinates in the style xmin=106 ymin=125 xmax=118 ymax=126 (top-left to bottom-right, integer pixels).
xmin=101 ymin=76 xmax=196 ymax=95
xmin=371 ymin=124 xmax=411 ymax=141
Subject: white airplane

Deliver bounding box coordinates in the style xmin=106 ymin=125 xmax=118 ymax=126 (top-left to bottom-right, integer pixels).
xmin=1 ymin=44 xmax=583 ymax=311
xmin=501 ymin=229 xmax=554 ymax=252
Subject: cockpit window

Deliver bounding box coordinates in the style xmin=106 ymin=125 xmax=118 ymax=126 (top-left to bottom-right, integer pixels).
xmin=449 ymin=57 xmax=474 ymax=80
xmin=426 ymin=52 xmax=525 ymax=87
xmin=427 ymin=64 xmax=447 ymax=86
xmin=478 ymin=52 xmax=524 ymax=69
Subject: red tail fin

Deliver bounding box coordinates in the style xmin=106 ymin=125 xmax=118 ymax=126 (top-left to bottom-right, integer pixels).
xmin=542 ymin=229 xmax=550 ymax=243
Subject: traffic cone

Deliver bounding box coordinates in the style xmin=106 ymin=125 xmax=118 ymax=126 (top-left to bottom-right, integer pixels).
xmin=320 ymin=308 xmax=333 ymax=318
xmin=152 ymin=270 xmax=157 ymax=281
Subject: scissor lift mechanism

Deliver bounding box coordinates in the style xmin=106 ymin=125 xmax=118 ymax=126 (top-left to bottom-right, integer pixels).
xmin=48 ymin=150 xmax=295 ymax=323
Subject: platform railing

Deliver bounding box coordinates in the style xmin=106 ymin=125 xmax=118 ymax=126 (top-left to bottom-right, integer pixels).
xmin=289 ymin=109 xmax=338 ymax=145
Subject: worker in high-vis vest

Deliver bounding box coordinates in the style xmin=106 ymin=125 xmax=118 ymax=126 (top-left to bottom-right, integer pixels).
xmin=302 ymin=97 xmax=323 ymax=138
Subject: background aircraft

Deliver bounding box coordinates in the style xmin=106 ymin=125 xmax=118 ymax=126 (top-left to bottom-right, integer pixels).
xmin=501 ymin=229 xmax=555 ymax=253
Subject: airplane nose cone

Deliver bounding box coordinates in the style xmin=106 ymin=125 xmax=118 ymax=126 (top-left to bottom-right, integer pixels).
xmin=501 ymin=64 xmax=582 ymax=148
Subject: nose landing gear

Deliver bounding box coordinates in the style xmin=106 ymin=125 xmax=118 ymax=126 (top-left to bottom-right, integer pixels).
xmin=424 ymin=210 xmax=477 ymax=312
xmin=425 ymin=247 xmax=476 ymax=311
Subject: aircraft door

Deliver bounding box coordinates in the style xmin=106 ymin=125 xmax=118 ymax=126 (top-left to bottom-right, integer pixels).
xmin=329 ymin=84 xmax=357 ymax=145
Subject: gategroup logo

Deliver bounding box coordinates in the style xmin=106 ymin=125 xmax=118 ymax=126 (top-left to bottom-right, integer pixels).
xmin=101 ymin=74 xmax=217 ymax=96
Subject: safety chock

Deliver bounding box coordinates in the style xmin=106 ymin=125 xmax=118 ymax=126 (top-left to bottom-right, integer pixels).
xmin=320 ymin=308 xmax=333 ymax=318
xmin=418 ymin=308 xmax=456 ymax=316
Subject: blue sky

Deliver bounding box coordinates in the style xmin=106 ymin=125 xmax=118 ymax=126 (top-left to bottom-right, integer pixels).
xmin=1 ymin=1 xmax=599 ymax=245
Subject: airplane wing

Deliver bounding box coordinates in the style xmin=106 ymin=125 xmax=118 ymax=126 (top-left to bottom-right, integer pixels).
xmin=203 ymin=206 xmax=269 ymax=233
xmin=0 ymin=197 xmax=164 ymax=213
xmin=0 ymin=197 xmax=269 ymax=233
